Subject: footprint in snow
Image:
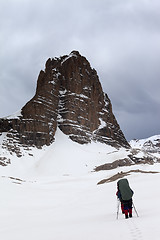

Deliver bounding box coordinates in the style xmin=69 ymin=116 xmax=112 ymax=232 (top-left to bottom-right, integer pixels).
xmin=126 ymin=218 xmax=143 ymax=240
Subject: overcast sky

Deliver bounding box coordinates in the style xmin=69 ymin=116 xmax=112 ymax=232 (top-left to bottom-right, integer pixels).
xmin=0 ymin=0 xmax=160 ymax=141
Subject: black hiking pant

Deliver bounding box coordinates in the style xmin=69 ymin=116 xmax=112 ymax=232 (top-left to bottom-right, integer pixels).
xmin=122 ymin=199 xmax=132 ymax=210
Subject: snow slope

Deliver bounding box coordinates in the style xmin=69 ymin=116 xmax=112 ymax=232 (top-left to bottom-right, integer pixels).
xmin=0 ymin=164 xmax=160 ymax=240
xmin=0 ymin=130 xmax=160 ymax=239
xmin=0 ymin=128 xmax=130 ymax=178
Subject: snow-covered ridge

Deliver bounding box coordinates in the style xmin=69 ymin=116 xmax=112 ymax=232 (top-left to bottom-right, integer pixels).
xmin=130 ymin=135 xmax=160 ymax=155
xmin=130 ymin=135 xmax=160 ymax=148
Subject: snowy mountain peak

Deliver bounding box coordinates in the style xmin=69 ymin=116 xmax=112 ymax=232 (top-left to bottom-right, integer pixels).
xmin=0 ymin=51 xmax=129 ymax=165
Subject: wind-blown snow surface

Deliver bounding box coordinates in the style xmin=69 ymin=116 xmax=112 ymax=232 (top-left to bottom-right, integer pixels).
xmin=0 ymin=129 xmax=160 ymax=240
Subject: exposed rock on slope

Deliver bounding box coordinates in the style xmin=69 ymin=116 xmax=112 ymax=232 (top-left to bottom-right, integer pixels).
xmin=130 ymin=135 xmax=160 ymax=154
xmin=97 ymin=169 xmax=160 ymax=185
xmin=94 ymin=137 xmax=160 ymax=172
xmin=0 ymin=51 xmax=129 ymax=160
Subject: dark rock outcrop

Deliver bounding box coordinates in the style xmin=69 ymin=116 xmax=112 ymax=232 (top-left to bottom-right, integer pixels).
xmin=0 ymin=51 xmax=129 ymax=157
xmin=94 ymin=147 xmax=160 ymax=172
xmin=97 ymin=169 xmax=159 ymax=185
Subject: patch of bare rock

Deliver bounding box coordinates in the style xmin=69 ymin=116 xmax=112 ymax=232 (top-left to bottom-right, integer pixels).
xmin=97 ymin=169 xmax=160 ymax=185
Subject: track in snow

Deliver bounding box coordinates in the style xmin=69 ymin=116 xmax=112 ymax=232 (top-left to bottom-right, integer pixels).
xmin=126 ymin=218 xmax=143 ymax=240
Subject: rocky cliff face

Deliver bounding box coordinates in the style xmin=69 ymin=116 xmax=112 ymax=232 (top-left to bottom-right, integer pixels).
xmin=0 ymin=51 xmax=129 ymax=160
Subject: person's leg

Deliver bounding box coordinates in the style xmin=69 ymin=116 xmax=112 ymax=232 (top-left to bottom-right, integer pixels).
xmin=124 ymin=209 xmax=128 ymax=218
xmin=123 ymin=201 xmax=129 ymax=219
xmin=121 ymin=202 xmax=125 ymax=214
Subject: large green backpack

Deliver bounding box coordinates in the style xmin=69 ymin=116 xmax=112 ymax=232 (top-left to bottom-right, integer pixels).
xmin=117 ymin=178 xmax=133 ymax=201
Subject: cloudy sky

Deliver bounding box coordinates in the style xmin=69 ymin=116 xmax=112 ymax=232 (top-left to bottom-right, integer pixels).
xmin=0 ymin=0 xmax=160 ymax=141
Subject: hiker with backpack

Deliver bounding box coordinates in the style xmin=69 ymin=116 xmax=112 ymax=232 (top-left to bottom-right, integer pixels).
xmin=116 ymin=178 xmax=134 ymax=219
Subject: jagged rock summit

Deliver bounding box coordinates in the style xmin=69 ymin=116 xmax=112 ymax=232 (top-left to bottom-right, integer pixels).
xmin=0 ymin=51 xmax=129 ymax=160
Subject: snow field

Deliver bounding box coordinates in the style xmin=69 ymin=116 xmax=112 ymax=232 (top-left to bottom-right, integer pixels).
xmin=0 ymin=129 xmax=160 ymax=239
xmin=0 ymin=168 xmax=160 ymax=240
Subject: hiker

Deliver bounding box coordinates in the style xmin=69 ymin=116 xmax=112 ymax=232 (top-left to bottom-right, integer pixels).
xmin=116 ymin=178 xmax=134 ymax=219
